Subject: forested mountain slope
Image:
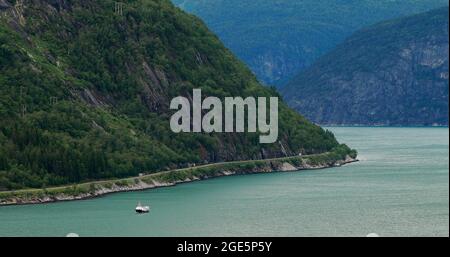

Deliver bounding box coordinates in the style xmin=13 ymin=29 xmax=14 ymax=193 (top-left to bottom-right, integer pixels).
xmin=282 ymin=7 xmax=449 ymax=126
xmin=172 ymin=0 xmax=448 ymax=87
xmin=0 ymin=0 xmax=344 ymax=190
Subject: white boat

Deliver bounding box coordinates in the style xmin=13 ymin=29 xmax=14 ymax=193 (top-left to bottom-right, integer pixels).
xmin=135 ymin=202 xmax=150 ymax=213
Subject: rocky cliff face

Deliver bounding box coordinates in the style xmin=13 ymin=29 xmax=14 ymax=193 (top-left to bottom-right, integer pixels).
xmin=282 ymin=8 xmax=449 ymax=126
xmin=172 ymin=0 xmax=449 ymax=87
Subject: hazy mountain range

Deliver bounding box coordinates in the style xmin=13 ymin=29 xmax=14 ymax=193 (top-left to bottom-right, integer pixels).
xmin=173 ymin=0 xmax=449 ymax=87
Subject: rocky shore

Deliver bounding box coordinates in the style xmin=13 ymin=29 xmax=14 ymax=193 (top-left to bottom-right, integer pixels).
xmin=0 ymin=151 xmax=358 ymax=206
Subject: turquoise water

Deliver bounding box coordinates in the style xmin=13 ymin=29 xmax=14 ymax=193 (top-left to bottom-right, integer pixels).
xmin=0 ymin=127 xmax=448 ymax=237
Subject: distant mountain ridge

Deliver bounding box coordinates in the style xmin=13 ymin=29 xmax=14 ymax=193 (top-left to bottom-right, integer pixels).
xmin=172 ymin=0 xmax=449 ymax=87
xmin=282 ymin=7 xmax=449 ymax=126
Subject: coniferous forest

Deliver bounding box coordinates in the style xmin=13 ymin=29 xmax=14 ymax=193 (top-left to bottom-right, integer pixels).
xmin=0 ymin=0 xmax=346 ymax=190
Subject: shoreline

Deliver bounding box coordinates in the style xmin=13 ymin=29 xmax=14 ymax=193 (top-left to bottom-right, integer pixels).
xmin=0 ymin=147 xmax=358 ymax=206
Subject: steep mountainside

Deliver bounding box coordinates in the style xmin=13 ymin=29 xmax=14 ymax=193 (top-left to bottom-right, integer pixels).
xmin=172 ymin=0 xmax=448 ymax=87
xmin=0 ymin=0 xmax=346 ymax=190
xmin=282 ymin=7 xmax=449 ymax=126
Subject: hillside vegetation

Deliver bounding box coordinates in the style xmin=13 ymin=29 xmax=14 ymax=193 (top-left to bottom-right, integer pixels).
xmin=282 ymin=7 xmax=449 ymax=126
xmin=0 ymin=0 xmax=345 ymax=190
xmin=172 ymin=0 xmax=449 ymax=87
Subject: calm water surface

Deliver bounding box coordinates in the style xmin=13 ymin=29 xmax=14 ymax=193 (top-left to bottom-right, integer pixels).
xmin=0 ymin=127 xmax=448 ymax=236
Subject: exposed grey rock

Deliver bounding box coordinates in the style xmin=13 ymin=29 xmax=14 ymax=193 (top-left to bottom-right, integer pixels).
xmin=283 ymin=8 xmax=449 ymax=126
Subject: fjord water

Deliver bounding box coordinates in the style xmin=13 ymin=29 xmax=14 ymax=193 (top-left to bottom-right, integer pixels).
xmin=0 ymin=127 xmax=448 ymax=237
